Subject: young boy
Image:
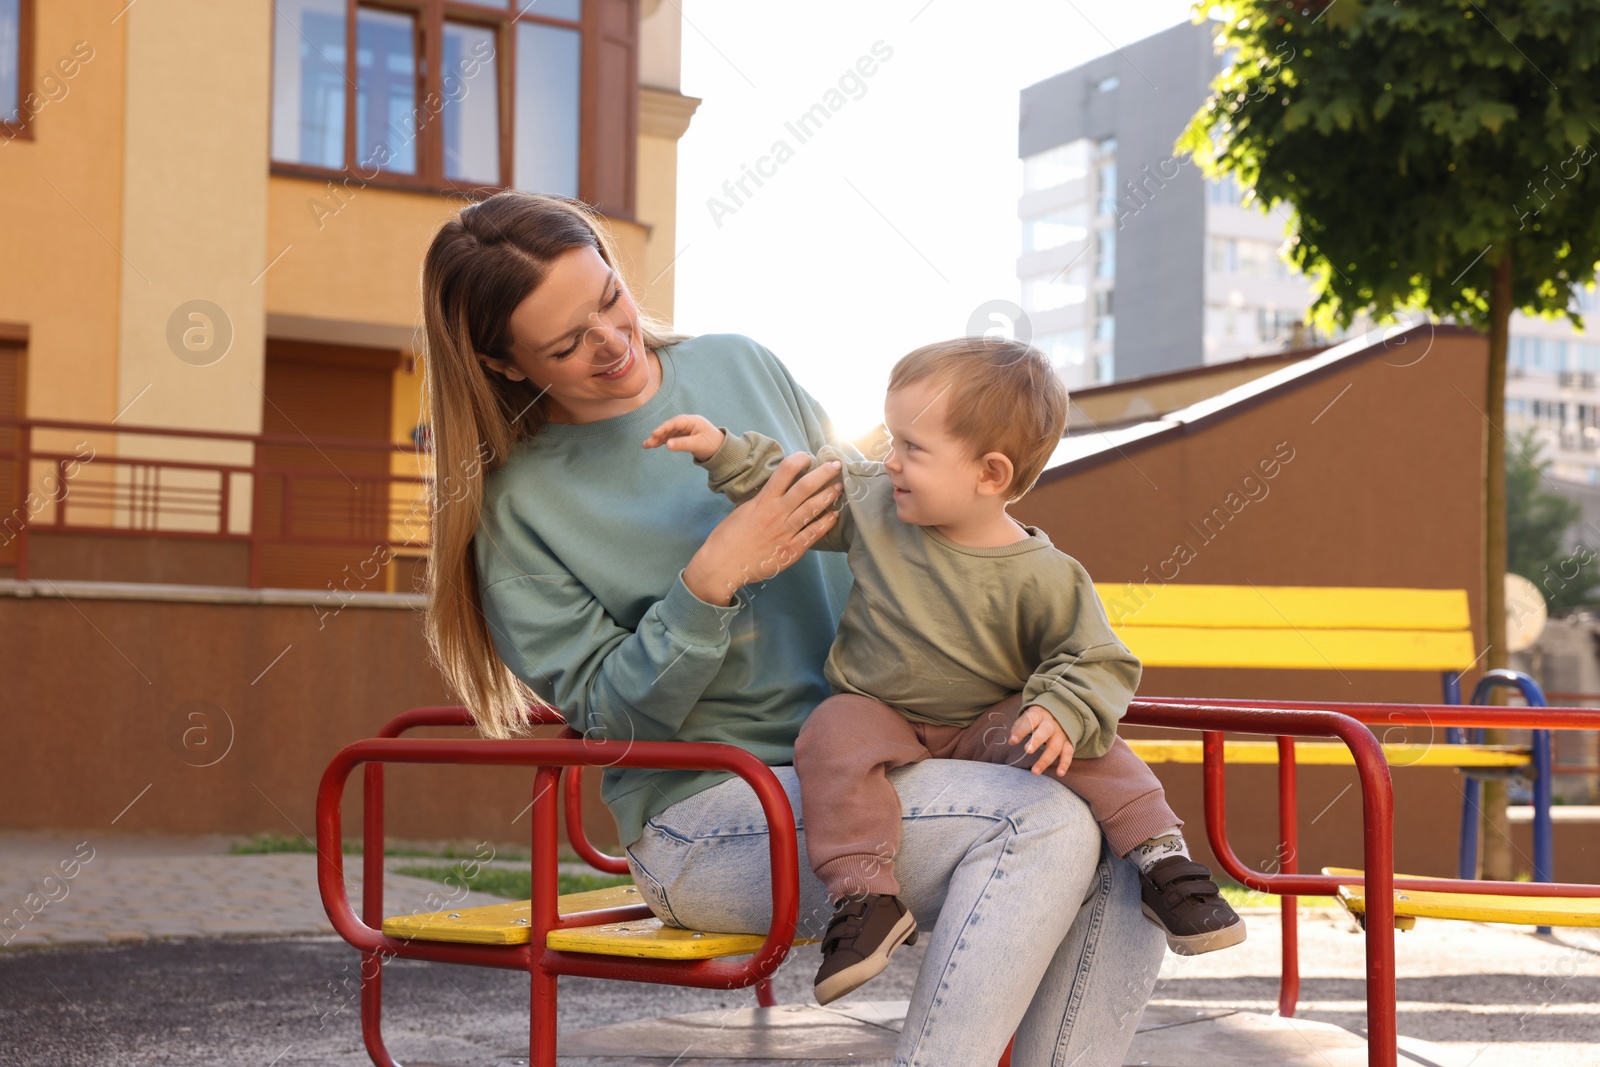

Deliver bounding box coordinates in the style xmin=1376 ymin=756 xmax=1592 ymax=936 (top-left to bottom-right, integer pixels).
xmin=643 ymin=337 xmax=1244 ymax=1004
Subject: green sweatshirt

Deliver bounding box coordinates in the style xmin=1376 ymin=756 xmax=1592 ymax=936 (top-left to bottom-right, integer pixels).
xmin=695 ymin=429 xmax=1143 ymax=760
xmin=474 ymin=334 xmax=854 ymax=847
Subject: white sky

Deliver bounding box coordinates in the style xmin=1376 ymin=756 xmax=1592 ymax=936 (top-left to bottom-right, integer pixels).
xmin=672 ymin=0 xmax=1198 ymax=438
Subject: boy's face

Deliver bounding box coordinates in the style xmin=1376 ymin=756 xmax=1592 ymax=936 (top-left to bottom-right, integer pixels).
xmin=881 ymin=378 xmax=996 ymax=527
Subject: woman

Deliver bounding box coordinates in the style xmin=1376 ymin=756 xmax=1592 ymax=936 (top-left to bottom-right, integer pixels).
xmin=420 ymin=190 xmax=1164 ymax=1066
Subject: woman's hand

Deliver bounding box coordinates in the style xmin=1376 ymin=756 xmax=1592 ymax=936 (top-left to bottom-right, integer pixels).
xmin=1010 ymin=706 xmax=1074 ymax=776
xmin=644 ymin=414 xmax=726 ymax=463
xmin=682 ymin=452 xmax=844 ymax=606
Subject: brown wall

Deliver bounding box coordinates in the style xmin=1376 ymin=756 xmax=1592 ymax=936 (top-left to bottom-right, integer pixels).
xmin=8 ymin=327 xmax=1591 ymax=884
xmin=1014 ymin=326 xmax=1532 ymax=880
xmin=16 ymin=531 xmax=251 ymax=586
xmin=0 ymin=591 xmax=614 ymax=853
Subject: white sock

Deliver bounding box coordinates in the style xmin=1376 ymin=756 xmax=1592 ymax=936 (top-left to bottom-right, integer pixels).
xmin=1126 ymin=827 xmax=1190 ymax=874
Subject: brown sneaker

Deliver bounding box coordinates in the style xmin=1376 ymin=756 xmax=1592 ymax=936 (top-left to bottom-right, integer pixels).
xmin=813 ymin=893 xmax=918 ymax=1005
xmin=1139 ymin=856 xmax=1247 ymax=955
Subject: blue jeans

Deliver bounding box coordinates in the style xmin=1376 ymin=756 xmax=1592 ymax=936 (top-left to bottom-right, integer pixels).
xmin=623 ymin=759 xmax=1165 ymax=1067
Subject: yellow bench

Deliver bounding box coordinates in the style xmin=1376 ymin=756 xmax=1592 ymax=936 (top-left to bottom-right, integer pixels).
xmin=1100 ymin=581 xmax=1526 ymax=767
xmin=1322 ymin=867 xmax=1600 ymax=930
xmin=1122 ymin=739 xmax=1527 ymax=768
xmin=1095 ymin=583 xmax=1475 ymax=671
xmin=383 ymin=884 xmax=818 ymax=959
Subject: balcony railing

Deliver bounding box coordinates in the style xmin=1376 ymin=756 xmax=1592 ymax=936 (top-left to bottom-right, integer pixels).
xmin=0 ymin=415 xmax=431 ymax=589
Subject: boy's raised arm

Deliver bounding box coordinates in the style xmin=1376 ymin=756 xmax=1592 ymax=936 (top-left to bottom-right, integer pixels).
xmin=645 ymin=414 xmax=858 ymax=551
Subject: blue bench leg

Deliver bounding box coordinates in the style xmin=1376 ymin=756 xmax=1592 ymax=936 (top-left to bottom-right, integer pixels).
xmin=1457 ymin=768 xmax=1481 ymax=882
xmin=1533 ymin=728 xmax=1555 ymax=934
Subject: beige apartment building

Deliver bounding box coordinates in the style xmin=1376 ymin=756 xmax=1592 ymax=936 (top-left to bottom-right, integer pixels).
xmin=0 ymin=0 xmax=697 ymax=590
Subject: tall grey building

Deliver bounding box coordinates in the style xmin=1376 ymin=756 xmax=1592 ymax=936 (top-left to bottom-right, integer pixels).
xmin=1021 ymin=20 xmax=1600 ymax=489
xmin=1019 ymin=19 xmax=1334 ymax=388
xmin=1018 ymin=19 xmax=1239 ymax=386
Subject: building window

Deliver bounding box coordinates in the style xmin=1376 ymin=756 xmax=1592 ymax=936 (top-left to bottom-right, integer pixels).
xmin=514 ymin=18 xmax=581 ymax=195
xmin=1021 ymin=208 xmax=1088 ymax=253
xmin=269 ymin=0 xmax=636 ymax=213
xmin=1094 ymin=350 xmax=1114 ymax=384
xmin=1096 ymin=159 xmax=1118 ymax=216
xmin=1022 ymin=140 xmax=1091 ymax=192
xmin=1575 ymin=342 xmax=1600 ymax=374
xmin=1515 ymin=337 xmax=1567 ymax=375
xmin=1209 ymin=236 xmax=1237 ymax=274
xmin=1253 ymin=308 xmax=1298 ymax=344
xmin=1095 ymin=290 xmax=1115 ymax=342
xmin=1095 ymin=229 xmax=1115 ymax=279
xmin=1035 ymin=330 xmax=1087 ymax=370
xmin=0 ymin=0 xmax=31 ymax=140
xmin=1022 ymin=270 xmax=1088 ymax=313
xmin=1207 ymin=174 xmax=1244 ymax=206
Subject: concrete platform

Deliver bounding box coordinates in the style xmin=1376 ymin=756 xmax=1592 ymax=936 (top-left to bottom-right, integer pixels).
xmin=556 ymin=1000 xmax=1475 ymax=1066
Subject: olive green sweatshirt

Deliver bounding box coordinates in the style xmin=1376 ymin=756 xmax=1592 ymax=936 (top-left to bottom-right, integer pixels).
xmin=695 ymin=429 xmax=1142 ymax=759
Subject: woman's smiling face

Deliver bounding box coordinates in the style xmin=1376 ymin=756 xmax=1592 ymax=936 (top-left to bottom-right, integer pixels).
xmin=479 ymin=245 xmax=656 ymax=424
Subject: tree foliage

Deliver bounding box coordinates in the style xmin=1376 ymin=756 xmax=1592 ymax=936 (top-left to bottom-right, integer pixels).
xmin=1180 ymin=0 xmax=1600 ymax=333
xmin=1506 ymin=427 xmax=1600 ymax=613
xmin=1181 ymin=0 xmax=1600 ymax=880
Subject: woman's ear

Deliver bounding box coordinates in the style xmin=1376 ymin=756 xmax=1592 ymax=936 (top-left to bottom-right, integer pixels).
xmin=478 ymin=352 xmax=528 ymax=382
xmin=976 ymin=452 xmax=1015 ymax=498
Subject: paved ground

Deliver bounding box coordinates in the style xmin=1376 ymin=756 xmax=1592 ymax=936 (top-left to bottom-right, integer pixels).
xmin=0 ymin=831 xmax=515 ymax=949
xmin=1 ymin=832 xmax=1597 ymax=1065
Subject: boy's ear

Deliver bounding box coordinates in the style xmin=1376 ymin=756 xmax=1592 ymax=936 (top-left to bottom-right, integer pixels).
xmin=976 ymin=451 xmax=1015 ymax=497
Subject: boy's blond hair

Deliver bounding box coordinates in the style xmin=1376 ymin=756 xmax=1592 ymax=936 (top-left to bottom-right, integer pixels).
xmin=887 ymin=337 xmax=1068 ymax=502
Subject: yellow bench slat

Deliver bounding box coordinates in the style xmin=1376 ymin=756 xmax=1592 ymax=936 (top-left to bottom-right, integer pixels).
xmin=382 ymin=883 xmax=818 ymax=957
xmin=1113 ymin=626 xmax=1477 ymax=671
xmin=1123 ymin=740 xmax=1530 ymax=768
xmin=546 ymin=920 xmax=816 ymax=959
xmin=1094 ymin=584 xmax=1470 ymax=632
xmin=1322 ymin=868 xmax=1600 ymax=928
xmin=383 ymin=884 xmax=645 ymax=946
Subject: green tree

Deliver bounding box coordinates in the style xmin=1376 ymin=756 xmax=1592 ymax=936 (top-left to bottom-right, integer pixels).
xmin=1181 ymin=0 xmax=1600 ymax=879
xmin=1507 ymin=427 xmax=1600 ymax=612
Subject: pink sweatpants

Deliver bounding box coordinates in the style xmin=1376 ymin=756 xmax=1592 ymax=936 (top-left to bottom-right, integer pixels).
xmin=794 ymin=691 xmax=1181 ymax=901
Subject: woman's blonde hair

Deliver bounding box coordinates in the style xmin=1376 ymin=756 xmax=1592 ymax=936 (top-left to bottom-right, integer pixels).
xmin=420 ymin=191 xmax=685 ymax=738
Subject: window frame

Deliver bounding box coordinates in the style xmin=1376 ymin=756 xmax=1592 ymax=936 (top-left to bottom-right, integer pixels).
xmin=0 ymin=0 xmax=35 ymax=143
xmin=267 ymin=0 xmax=637 ymax=215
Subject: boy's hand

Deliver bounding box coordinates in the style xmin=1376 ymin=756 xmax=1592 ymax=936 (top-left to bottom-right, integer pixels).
xmin=643 ymin=414 xmax=726 ymax=462
xmin=1010 ymin=705 xmax=1074 ymax=777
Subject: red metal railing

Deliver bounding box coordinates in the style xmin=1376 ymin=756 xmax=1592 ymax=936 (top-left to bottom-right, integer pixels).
xmin=0 ymin=415 xmax=429 ymax=587
xmin=319 ymin=698 xmax=1600 ymax=1067
xmin=1134 ymin=696 xmax=1600 ymax=1046
xmin=1539 ymin=692 xmax=1600 ymax=775
xmin=317 ymin=706 xmax=799 ymax=1067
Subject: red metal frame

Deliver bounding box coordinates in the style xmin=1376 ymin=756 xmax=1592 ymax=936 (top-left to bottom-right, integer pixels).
xmin=317 ymin=706 xmax=798 ymax=1067
xmin=318 ymin=697 xmax=1600 ymax=1067
xmin=1132 ymin=696 xmax=1600 ymax=1051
